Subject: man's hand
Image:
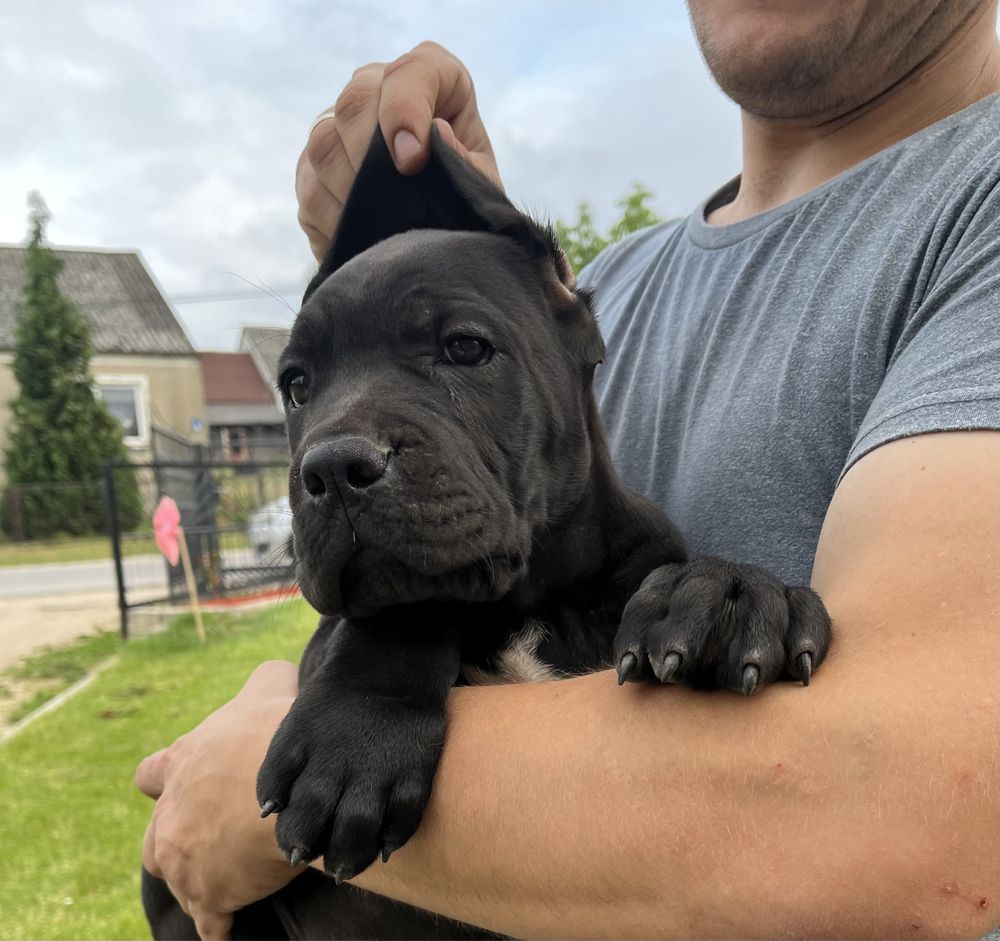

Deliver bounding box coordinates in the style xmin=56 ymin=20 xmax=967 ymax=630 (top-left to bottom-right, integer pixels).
xmin=136 ymin=661 xmax=301 ymax=940
xmin=296 ymin=41 xmax=501 ymax=261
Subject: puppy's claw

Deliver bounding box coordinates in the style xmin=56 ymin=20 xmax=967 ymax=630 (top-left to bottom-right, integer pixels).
xmin=333 ymin=865 xmax=353 ymax=886
xmin=381 ymin=845 xmax=395 ymax=864
xmin=741 ymin=664 xmax=760 ymax=696
xmin=797 ymin=651 xmax=812 ymax=686
xmin=288 ymin=845 xmax=309 ymax=867
xmin=653 ymin=651 xmax=682 ymax=684
xmin=259 ymin=799 xmax=280 ymax=819
xmin=617 ymin=652 xmax=638 ymax=685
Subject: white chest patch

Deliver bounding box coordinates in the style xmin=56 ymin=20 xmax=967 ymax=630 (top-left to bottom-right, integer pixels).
xmin=461 ymin=620 xmax=561 ymax=685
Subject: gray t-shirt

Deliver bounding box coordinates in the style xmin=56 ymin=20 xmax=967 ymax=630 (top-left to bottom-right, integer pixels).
xmin=583 ymin=91 xmax=1000 ymax=587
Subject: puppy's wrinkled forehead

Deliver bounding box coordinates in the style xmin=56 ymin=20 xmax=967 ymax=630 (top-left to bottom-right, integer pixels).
xmin=297 ymin=228 xmax=536 ymax=336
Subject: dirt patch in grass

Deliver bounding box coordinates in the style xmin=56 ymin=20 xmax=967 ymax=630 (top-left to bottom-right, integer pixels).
xmin=0 ymin=630 xmax=122 ymax=726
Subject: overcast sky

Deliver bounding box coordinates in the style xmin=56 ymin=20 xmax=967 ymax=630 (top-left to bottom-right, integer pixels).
xmin=0 ymin=1 xmax=741 ymax=351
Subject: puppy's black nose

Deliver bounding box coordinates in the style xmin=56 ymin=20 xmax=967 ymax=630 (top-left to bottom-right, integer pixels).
xmin=300 ymin=436 xmax=389 ymax=505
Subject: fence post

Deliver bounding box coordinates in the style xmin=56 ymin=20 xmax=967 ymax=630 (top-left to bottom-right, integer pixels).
xmin=102 ymin=463 xmax=130 ymax=640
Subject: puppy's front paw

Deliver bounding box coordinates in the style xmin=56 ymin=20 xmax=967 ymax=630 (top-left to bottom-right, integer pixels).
xmin=614 ymin=559 xmax=831 ymax=694
xmin=256 ymin=683 xmax=442 ymax=881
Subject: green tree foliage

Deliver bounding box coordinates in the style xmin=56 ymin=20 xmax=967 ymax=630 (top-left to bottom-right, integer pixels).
xmin=2 ymin=194 xmax=142 ymax=539
xmin=554 ymin=183 xmax=664 ymax=274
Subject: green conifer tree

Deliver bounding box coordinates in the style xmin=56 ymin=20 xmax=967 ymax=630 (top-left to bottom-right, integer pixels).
xmin=2 ymin=194 xmax=141 ymax=539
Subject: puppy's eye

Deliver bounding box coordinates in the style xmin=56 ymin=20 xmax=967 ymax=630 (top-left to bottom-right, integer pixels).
xmin=442 ymin=335 xmax=493 ymax=367
xmin=284 ymin=371 xmax=309 ymax=408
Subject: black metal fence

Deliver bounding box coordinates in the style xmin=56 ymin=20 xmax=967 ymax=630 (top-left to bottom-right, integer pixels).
xmin=103 ymin=456 xmax=294 ymax=638
xmin=152 ymin=426 xmax=290 ymax=467
xmin=1 ymin=480 xmax=107 ymax=541
xmin=0 ymin=427 xmax=290 ymax=544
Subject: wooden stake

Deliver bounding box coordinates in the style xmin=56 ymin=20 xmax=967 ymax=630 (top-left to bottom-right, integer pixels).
xmin=176 ymin=525 xmax=206 ymax=643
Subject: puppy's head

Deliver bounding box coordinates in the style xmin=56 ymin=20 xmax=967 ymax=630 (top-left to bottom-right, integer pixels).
xmin=281 ymin=127 xmax=604 ymax=618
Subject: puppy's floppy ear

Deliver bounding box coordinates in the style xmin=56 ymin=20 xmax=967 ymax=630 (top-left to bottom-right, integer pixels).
xmin=304 ymin=125 xmax=603 ymax=368
xmin=303 ymin=126 xmax=512 ymax=301
xmin=428 ymin=135 xmax=603 ymax=370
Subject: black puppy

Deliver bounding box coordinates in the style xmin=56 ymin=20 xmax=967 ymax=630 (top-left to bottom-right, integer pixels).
xmin=143 ymin=128 xmax=830 ymax=940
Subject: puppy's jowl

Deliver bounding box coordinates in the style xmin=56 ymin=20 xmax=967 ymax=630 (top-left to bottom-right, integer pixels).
xmin=143 ymin=128 xmax=831 ymax=941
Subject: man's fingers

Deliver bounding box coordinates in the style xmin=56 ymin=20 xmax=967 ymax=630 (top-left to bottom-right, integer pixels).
xmin=377 ymin=63 xmax=436 ymax=173
xmin=142 ymin=819 xmax=163 ymax=878
xmin=296 ymin=148 xmax=344 ymax=260
xmin=135 ymin=748 xmax=169 ymax=798
xmin=301 ymin=217 xmax=335 ymax=265
xmin=296 ymin=43 xmax=501 ymax=257
xmin=378 ymin=42 xmax=478 ymax=173
xmin=298 ymin=68 xmax=382 ymax=257
xmin=430 ymin=118 xmax=505 ymax=191
xmin=305 ymin=67 xmax=381 ymax=187
xmin=430 ymin=118 xmax=470 ymax=160
xmin=330 ymin=64 xmax=385 ymax=171
xmin=193 ymin=908 xmax=233 ymax=941
xmin=302 ymin=116 xmax=357 ymax=209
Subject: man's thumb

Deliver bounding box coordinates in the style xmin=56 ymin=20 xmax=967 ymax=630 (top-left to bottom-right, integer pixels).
xmin=135 ymin=748 xmax=169 ymax=798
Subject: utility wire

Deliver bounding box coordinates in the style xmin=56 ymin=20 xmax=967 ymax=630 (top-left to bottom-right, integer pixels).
xmin=169 ymin=287 xmax=301 ymax=305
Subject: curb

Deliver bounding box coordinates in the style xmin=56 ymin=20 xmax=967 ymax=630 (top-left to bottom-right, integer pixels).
xmin=0 ymin=656 xmax=118 ymax=744
xmin=0 ymin=591 xmax=303 ymax=742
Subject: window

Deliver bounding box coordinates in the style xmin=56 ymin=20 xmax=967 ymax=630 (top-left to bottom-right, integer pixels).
xmin=100 ymin=387 xmax=140 ymax=437
xmin=94 ymin=375 xmax=149 ymax=447
xmin=220 ymin=427 xmax=249 ymax=463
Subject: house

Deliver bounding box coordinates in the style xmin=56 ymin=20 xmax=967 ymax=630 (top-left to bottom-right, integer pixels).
xmin=238 ymin=325 xmax=289 ymax=394
xmin=199 ymin=350 xmax=286 ymax=463
xmin=0 ymin=245 xmax=207 ymax=479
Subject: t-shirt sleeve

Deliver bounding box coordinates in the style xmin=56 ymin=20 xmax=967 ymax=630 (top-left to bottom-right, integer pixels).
xmin=840 ymin=180 xmax=1000 ymax=481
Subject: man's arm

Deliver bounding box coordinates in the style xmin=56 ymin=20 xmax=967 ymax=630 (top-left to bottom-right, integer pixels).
xmin=139 ymin=430 xmax=998 ymax=939
xmin=346 ymin=430 xmax=998 ymax=939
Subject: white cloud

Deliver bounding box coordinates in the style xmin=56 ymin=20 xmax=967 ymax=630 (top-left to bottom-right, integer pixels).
xmin=1 ymin=1 xmax=739 ymax=349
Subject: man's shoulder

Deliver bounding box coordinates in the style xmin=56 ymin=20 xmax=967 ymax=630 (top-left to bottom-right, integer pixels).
xmin=881 ymin=90 xmax=1000 ymax=213
xmin=576 ymin=219 xmax=685 ymax=295
xmin=902 ymin=88 xmax=1000 ymax=161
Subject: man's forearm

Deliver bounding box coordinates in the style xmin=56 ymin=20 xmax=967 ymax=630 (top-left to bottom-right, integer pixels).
xmin=348 ymin=644 xmax=997 ymax=939
xmin=342 ymin=434 xmax=1000 ymax=939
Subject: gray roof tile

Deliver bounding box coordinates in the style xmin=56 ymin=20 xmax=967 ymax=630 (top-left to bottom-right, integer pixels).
xmin=0 ymin=245 xmax=195 ymax=356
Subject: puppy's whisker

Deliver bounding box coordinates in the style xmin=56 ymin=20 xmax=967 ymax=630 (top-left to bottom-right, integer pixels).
xmin=465 ymin=530 xmax=496 ymax=588
xmin=221 ymin=271 xmax=297 ymax=313
xmin=327 ymin=474 xmax=360 ymax=546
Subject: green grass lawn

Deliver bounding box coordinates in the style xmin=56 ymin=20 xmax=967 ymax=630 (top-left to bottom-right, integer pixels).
xmin=0 ymin=599 xmax=315 ymax=940
xmin=0 ymin=535 xmax=137 ymax=566
xmin=0 ymin=530 xmax=253 ymax=567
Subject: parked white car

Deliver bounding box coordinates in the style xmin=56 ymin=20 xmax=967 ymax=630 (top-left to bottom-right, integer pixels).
xmin=247 ymin=496 xmax=294 ymax=561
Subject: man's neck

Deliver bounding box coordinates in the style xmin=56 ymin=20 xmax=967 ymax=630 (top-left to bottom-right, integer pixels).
xmin=708 ymin=6 xmax=1000 ymax=225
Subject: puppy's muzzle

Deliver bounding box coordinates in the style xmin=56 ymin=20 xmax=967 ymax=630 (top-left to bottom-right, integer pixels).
xmin=301 ymin=435 xmax=390 ymax=513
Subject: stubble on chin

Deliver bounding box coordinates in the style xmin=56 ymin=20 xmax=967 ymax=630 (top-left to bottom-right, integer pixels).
xmin=686 ymin=1 xmax=973 ymax=123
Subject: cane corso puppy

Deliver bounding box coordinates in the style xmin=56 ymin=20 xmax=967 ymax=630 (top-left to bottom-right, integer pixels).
xmin=143 ymin=127 xmax=831 ymax=940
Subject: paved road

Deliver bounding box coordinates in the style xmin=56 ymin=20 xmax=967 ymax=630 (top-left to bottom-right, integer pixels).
xmin=0 ymin=548 xmax=259 ymax=600
xmin=0 ymin=549 xmax=265 ymax=671
xmin=0 ymin=592 xmax=122 ymax=673
xmin=0 ymin=554 xmax=168 ymax=599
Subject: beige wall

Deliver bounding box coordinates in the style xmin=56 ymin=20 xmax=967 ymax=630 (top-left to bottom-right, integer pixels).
xmin=91 ymin=354 xmax=208 ymax=449
xmin=0 ymin=352 xmax=207 ymax=484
